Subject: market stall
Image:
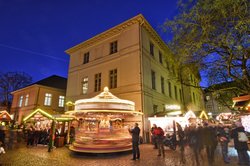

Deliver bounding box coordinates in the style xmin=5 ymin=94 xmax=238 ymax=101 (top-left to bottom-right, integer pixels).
xmin=23 ymin=109 xmax=74 ymax=150
xmin=0 ymin=110 xmax=12 ymax=125
xmin=148 ymin=116 xmax=188 ymax=135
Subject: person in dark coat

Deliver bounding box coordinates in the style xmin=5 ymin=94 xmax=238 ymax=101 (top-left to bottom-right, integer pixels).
xmin=203 ymin=122 xmax=218 ymax=165
xmin=0 ymin=126 xmax=5 ymax=147
xmin=69 ymin=126 xmax=75 ymax=144
xmin=188 ymin=125 xmax=202 ymax=166
xmin=217 ymin=124 xmax=230 ymax=164
xmin=176 ymin=122 xmax=186 ymax=164
xmin=128 ymin=123 xmax=140 ymax=160
xmin=26 ymin=126 xmax=34 ymax=147
xmin=231 ymin=121 xmax=249 ymax=165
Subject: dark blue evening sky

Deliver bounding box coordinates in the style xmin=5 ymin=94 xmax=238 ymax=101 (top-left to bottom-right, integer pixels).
xmin=0 ymin=0 xmax=207 ymax=86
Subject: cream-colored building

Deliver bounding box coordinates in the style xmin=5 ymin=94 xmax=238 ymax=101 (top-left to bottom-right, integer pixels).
xmin=10 ymin=75 xmax=67 ymax=124
xmin=65 ymin=14 xmax=204 ymax=139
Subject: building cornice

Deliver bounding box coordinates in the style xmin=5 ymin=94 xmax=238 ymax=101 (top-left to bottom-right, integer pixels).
xmin=11 ymin=84 xmax=66 ymax=95
xmin=65 ymin=14 xmax=171 ymax=55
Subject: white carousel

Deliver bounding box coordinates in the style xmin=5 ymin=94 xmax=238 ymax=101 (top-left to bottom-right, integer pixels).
xmin=66 ymin=87 xmax=142 ymax=153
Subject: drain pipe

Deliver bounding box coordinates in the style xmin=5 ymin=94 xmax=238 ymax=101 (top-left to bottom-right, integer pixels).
xmin=138 ymin=18 xmax=148 ymax=142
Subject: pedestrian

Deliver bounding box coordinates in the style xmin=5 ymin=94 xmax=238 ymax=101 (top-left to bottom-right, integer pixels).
xmin=176 ymin=122 xmax=186 ymax=164
xmin=231 ymin=121 xmax=249 ymax=165
xmin=203 ymin=122 xmax=218 ymax=166
xmin=217 ymin=124 xmax=230 ymax=164
xmin=26 ymin=126 xmax=34 ymax=147
xmin=70 ymin=126 xmax=75 ymax=144
xmin=151 ymin=124 xmax=158 ymax=149
xmin=188 ymin=125 xmax=201 ymax=166
xmin=33 ymin=127 xmax=40 ymax=146
xmin=154 ymin=126 xmax=165 ymax=157
xmin=0 ymin=141 xmax=5 ymax=154
xmin=0 ymin=126 xmax=5 ymax=148
xmin=128 ymin=123 xmax=140 ymax=160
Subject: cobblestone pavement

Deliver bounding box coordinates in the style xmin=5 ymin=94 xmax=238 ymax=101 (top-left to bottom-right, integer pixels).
xmin=0 ymin=143 xmax=248 ymax=166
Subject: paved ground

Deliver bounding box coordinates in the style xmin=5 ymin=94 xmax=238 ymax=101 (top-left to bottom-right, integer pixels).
xmin=0 ymin=142 xmax=247 ymax=166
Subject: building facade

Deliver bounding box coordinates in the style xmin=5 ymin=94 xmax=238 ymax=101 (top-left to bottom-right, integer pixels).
xmin=10 ymin=75 xmax=67 ymax=124
xmin=204 ymin=81 xmax=242 ymax=117
xmin=65 ymin=14 xmax=204 ymax=139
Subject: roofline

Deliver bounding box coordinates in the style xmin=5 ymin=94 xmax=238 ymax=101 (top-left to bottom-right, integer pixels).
xmin=11 ymin=84 xmax=66 ymax=94
xmin=65 ymin=14 xmax=171 ymax=55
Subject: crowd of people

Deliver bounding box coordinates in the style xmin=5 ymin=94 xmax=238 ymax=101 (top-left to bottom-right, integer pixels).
xmin=150 ymin=121 xmax=250 ymax=166
xmin=26 ymin=126 xmax=51 ymax=147
xmin=0 ymin=123 xmax=76 ymax=153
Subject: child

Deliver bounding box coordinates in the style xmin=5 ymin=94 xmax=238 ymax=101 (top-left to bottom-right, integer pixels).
xmin=0 ymin=141 xmax=5 ymax=154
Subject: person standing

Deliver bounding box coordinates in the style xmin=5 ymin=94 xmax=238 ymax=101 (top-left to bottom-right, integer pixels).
xmin=26 ymin=126 xmax=34 ymax=147
xmin=155 ymin=126 xmax=165 ymax=157
xmin=0 ymin=126 xmax=5 ymax=148
xmin=231 ymin=121 xmax=249 ymax=165
xmin=203 ymin=122 xmax=218 ymax=165
xmin=188 ymin=125 xmax=201 ymax=166
xmin=151 ymin=124 xmax=158 ymax=149
xmin=69 ymin=126 xmax=75 ymax=144
xmin=176 ymin=122 xmax=186 ymax=164
xmin=217 ymin=124 xmax=230 ymax=164
xmin=128 ymin=123 xmax=140 ymax=160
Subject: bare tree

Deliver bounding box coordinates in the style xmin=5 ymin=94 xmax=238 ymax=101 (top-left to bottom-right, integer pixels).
xmin=0 ymin=72 xmax=32 ymax=111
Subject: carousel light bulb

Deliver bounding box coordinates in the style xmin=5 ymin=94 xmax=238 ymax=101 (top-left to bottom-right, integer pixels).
xmin=104 ymin=87 xmax=109 ymax=92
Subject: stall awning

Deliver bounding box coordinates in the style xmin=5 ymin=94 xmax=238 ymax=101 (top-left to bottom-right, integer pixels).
xmin=23 ymin=109 xmax=75 ymax=122
xmin=234 ymin=101 xmax=249 ymax=107
xmin=0 ymin=110 xmax=12 ymax=121
xmin=232 ymin=95 xmax=250 ymax=111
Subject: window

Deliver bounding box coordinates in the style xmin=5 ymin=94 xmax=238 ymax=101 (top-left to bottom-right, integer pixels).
xmin=174 ymin=86 xmax=178 ymax=100
xmin=109 ymin=69 xmax=117 ymax=89
xmin=159 ymin=51 xmax=163 ymax=64
xmin=150 ymin=42 xmax=154 ymax=56
xmin=110 ymin=41 xmax=118 ymax=54
xmin=168 ymin=82 xmax=172 ymax=98
xmin=166 ymin=60 xmax=169 ymax=70
xmin=18 ymin=96 xmax=23 ymax=107
xmin=44 ymin=93 xmax=52 ymax=106
xmin=153 ymin=104 xmax=158 ymax=113
xmin=193 ymin=92 xmax=196 ymax=104
xmin=83 ymin=52 xmax=89 ymax=64
xmin=151 ymin=70 xmax=156 ymax=90
xmin=206 ymin=96 xmax=210 ymax=101
xmin=94 ymin=73 xmax=102 ymax=92
xmin=206 ymin=105 xmax=212 ymax=112
xmin=24 ymin=94 xmax=29 ymax=106
xmin=172 ymin=65 xmax=175 ymax=75
xmin=161 ymin=76 xmax=165 ymax=94
xmin=82 ymin=77 xmax=88 ymax=94
xmin=58 ymin=96 xmax=65 ymax=107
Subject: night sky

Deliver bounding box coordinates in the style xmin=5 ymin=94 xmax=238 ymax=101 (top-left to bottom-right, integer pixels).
xmin=1 ymin=1 xmax=208 ymax=86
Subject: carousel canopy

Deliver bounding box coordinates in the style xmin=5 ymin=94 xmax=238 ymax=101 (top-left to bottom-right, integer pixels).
xmin=74 ymin=87 xmax=135 ymax=111
xmin=66 ymin=87 xmax=143 ymax=116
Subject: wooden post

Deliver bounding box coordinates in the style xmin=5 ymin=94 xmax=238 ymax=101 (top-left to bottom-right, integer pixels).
xmin=66 ymin=121 xmax=71 ymax=144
